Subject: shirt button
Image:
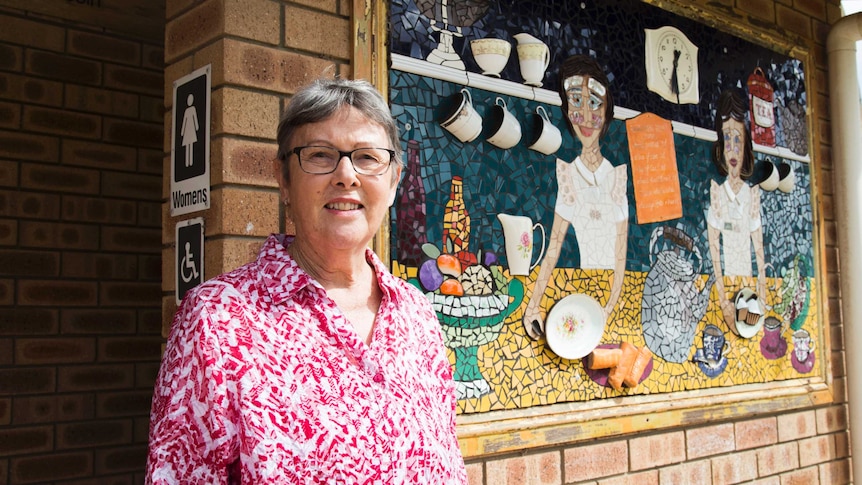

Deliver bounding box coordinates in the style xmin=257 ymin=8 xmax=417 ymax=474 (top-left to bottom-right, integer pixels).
xmin=373 ymin=373 xmax=384 ymax=383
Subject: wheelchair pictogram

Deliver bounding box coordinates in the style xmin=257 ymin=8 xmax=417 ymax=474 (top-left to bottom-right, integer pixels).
xmin=180 ymin=241 xmax=200 ymax=283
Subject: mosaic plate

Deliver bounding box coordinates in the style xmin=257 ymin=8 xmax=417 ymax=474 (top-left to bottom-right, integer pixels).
xmin=545 ymin=293 xmax=605 ymax=360
xmin=734 ymin=288 xmax=766 ymax=339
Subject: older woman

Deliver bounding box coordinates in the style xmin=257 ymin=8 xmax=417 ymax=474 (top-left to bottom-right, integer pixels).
xmin=522 ymin=55 xmax=629 ymax=339
xmin=707 ymin=88 xmax=766 ymax=328
xmin=147 ymin=78 xmax=467 ymax=483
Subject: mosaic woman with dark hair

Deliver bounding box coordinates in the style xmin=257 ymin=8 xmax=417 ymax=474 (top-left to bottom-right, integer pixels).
xmin=707 ymin=88 xmax=766 ymax=328
xmin=522 ymin=55 xmax=629 ymax=339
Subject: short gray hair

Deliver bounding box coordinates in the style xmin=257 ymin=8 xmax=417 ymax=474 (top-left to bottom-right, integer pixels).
xmin=276 ymin=78 xmax=402 ymax=179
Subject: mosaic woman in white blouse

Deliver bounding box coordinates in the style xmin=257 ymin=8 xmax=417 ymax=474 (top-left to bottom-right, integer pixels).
xmin=522 ymin=55 xmax=629 ymax=339
xmin=707 ymin=89 xmax=767 ymax=328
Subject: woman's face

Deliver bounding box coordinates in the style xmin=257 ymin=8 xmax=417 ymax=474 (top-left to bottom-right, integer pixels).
xmin=721 ymin=117 xmax=746 ymax=180
xmin=277 ymin=106 xmax=401 ymax=254
xmin=565 ymin=74 xmax=606 ymax=149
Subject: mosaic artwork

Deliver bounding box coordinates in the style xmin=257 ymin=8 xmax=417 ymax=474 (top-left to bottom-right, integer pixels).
xmin=387 ymin=0 xmax=819 ymax=414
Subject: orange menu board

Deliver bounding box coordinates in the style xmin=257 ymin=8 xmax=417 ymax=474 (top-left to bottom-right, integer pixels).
xmin=626 ymin=113 xmax=683 ymax=224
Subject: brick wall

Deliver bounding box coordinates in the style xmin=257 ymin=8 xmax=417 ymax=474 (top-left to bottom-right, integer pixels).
xmin=0 ymin=3 xmax=164 ymax=483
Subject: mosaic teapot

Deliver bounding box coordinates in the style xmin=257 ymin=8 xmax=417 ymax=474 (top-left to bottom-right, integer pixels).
xmin=641 ymin=225 xmax=715 ymax=363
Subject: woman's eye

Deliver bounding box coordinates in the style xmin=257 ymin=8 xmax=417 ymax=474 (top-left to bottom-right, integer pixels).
xmin=588 ymin=95 xmax=603 ymax=110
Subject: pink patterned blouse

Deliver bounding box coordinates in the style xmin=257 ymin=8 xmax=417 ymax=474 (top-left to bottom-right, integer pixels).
xmin=147 ymin=234 xmax=467 ymax=484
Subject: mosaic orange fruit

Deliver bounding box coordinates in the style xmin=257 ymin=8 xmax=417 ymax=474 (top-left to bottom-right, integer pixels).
xmin=436 ymin=253 xmax=462 ymax=277
xmin=439 ymin=278 xmax=464 ymax=296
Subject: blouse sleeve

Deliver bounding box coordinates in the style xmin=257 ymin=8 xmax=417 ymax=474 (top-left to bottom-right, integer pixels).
xmin=146 ymin=288 xmax=238 ymax=484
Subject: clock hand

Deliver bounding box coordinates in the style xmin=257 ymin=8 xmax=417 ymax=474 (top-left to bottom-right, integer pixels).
xmin=671 ymin=49 xmax=681 ymax=103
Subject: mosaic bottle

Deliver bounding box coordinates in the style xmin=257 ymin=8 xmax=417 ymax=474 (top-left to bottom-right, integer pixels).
xmin=395 ymin=139 xmax=427 ymax=266
xmin=443 ymin=176 xmax=470 ymax=254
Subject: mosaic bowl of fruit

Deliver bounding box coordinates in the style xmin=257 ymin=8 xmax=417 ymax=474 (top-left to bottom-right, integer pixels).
xmin=410 ymin=244 xmax=524 ymax=348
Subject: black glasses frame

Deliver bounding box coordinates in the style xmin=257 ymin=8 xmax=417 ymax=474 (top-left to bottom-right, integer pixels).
xmin=291 ymin=146 xmax=395 ymax=175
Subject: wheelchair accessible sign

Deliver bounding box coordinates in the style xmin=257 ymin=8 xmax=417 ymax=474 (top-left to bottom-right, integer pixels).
xmin=170 ymin=64 xmax=211 ymax=216
xmin=176 ymin=217 xmax=204 ymax=304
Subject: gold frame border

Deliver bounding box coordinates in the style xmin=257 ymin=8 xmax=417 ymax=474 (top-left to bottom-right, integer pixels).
xmin=356 ymin=0 xmax=834 ymax=459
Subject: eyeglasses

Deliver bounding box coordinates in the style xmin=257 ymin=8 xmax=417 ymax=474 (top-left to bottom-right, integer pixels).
xmin=291 ymin=146 xmax=395 ymax=175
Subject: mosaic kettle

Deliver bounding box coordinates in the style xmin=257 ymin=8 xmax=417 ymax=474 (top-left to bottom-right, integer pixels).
xmin=641 ymin=225 xmax=715 ymax=363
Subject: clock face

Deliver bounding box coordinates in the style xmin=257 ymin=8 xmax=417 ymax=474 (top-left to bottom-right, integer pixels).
xmin=645 ymin=26 xmax=699 ymax=104
xmin=657 ymin=32 xmax=694 ymax=94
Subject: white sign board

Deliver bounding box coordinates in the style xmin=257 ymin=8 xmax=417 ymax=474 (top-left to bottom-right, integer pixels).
xmin=170 ymin=65 xmax=211 ymax=216
xmin=176 ymin=217 xmax=204 ymax=304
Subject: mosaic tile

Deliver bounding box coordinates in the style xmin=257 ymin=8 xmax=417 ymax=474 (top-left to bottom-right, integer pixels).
xmin=388 ymin=0 xmax=819 ymax=414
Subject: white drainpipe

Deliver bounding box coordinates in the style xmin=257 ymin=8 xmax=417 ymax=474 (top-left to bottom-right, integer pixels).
xmin=828 ymin=12 xmax=862 ymax=483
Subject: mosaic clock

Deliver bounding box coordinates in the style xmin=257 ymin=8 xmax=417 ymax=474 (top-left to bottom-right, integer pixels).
xmin=645 ymin=26 xmax=699 ymax=104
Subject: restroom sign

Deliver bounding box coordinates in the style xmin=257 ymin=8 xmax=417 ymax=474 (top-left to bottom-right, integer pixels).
xmin=170 ymin=64 xmax=211 ymax=216
xmin=176 ymin=217 xmax=204 ymax=304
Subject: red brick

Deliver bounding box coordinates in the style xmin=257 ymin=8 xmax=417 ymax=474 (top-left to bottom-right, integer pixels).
xmin=138 ymin=148 xmax=163 ymax=174
xmin=67 ymin=30 xmax=141 ymax=66
xmin=756 ymin=441 xmax=799 ymax=476
xmin=26 ymin=50 xmax=102 ymax=86
xmin=10 ymin=451 xmax=93 ymax=483
xmin=283 ymin=5 xmax=349 ymax=61
xmin=0 ymin=249 xmax=59 ymax=277
xmin=20 ymin=164 xmax=100 ymax=195
xmin=140 ymin=94 xmax=165 ymax=123
xmin=597 ymin=470 xmax=658 ymax=485
xmin=19 ymin=221 xmax=100 ymax=250
xmin=104 ymin=64 xmax=163 ymax=97
xmin=0 ymin=160 xmax=18 ymax=187
xmin=818 ymin=458 xmax=851 ymax=484
xmin=61 ymin=309 xmax=136 ymax=334
xmin=465 ymin=462 xmax=483 ymax=485
xmin=62 ymin=139 xmax=138 ymax=175
xmin=0 ymin=42 xmax=22 ymax=71
xmin=142 ymin=44 xmax=165 ymax=71
xmin=0 ymin=426 xmax=53 ymax=456
xmin=0 ymin=130 xmax=59 ymax=162
xmin=0 ymin=308 xmax=58 ymax=334
xmin=0 ymin=189 xmax=60 ymax=219
xmin=99 ymin=282 xmax=162 ymax=307
xmin=98 ymin=337 xmax=163 ymax=362
xmin=564 ymin=440 xmax=628 ymax=481
xmin=58 ymin=364 xmax=135 ymax=392
xmin=102 ymin=171 xmax=162 ymax=201
xmin=0 ymin=72 xmax=64 ymax=107
xmin=17 ymin=280 xmax=98 ymax=306
xmin=135 ymin=361 xmax=161 ymax=388
xmin=12 ymin=394 xmax=95 ymax=424
xmin=23 ymin=105 xmax=102 ymax=138
xmin=96 ymin=391 xmax=155 ymax=417
xmin=0 ymin=100 xmax=20 ymax=129
xmin=777 ymin=410 xmax=816 ymax=442
xmin=62 ymin=195 xmax=137 ymax=225
xmin=816 ymin=405 xmax=848 ymax=434
xmin=57 ymin=419 xmax=132 ymax=449
xmin=711 ymin=449 xmax=758 ymax=484
xmin=101 ymin=227 xmax=161 ymax=253
xmin=103 ymin=117 xmax=163 ymax=149
xmin=658 ymin=459 xmax=712 ymax=485
xmin=798 ymin=434 xmax=836 ymax=467
xmin=95 ymin=444 xmax=147 ymax=475
xmin=485 ymin=451 xmax=560 ymax=485
xmin=0 ymin=15 xmax=65 ymax=51
xmin=776 ymin=4 xmax=812 ymax=37
xmin=0 ymin=339 xmax=9 ymax=364
xmin=65 ymin=84 xmax=139 ymax=119
xmin=629 ymin=431 xmax=685 ymax=471
xmin=212 ymin=137 xmax=279 ymax=186
xmin=0 ymin=278 xmax=11 ymax=304
xmin=686 ymin=422 xmax=735 ymax=459
xmin=0 ymin=398 xmax=9 ymax=425
xmin=165 ymin=0 xmax=225 ymax=63
xmin=0 ymin=218 xmax=16 ymax=245
xmin=62 ymin=252 xmax=139 ymax=280
xmin=15 ymin=337 xmax=96 ymax=364
xmin=138 ymin=201 xmax=161 ymax=227
xmin=0 ymin=367 xmax=55 ymax=394
xmin=780 ymin=466 xmax=819 ymax=485
xmin=736 ymin=417 xmax=778 ymax=450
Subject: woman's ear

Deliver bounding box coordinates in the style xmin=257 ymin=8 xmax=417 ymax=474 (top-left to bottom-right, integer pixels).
xmin=274 ymin=158 xmax=290 ymax=206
